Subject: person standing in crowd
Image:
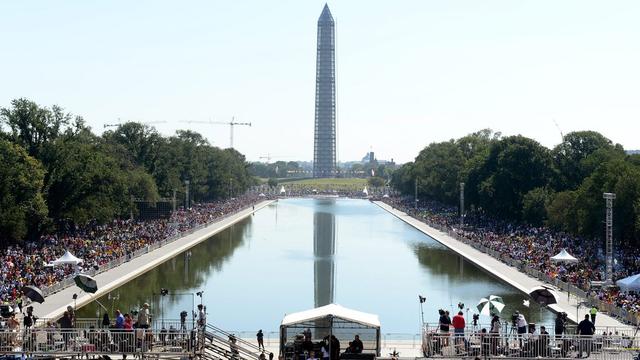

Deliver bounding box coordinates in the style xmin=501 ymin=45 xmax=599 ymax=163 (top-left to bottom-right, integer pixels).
xmin=57 ymin=311 xmax=73 ymax=349
xmin=590 ymin=306 xmax=598 ymax=325
xmin=577 ymin=314 xmax=595 ymax=358
xmin=516 ymin=311 xmax=527 ymax=335
xmin=256 ymin=329 xmax=265 ymax=351
xmin=554 ymin=312 xmax=566 ymax=339
xmin=23 ymin=306 xmax=36 ymax=329
xmin=137 ymin=303 xmax=150 ymax=329
xmin=452 ymin=311 xmax=466 ymax=352
xmin=197 ymin=304 xmax=206 ymax=328
xmin=115 ymin=309 xmax=125 ymax=329
xmin=124 ymin=313 xmax=133 ymax=330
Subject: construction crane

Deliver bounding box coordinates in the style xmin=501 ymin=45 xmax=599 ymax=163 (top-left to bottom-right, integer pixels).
xmin=181 ymin=117 xmax=251 ymax=149
xmin=259 ymin=154 xmax=290 ymax=163
xmin=104 ymin=119 xmax=166 ymax=128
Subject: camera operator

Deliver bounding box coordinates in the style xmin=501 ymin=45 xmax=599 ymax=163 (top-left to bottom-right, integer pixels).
xmin=514 ymin=311 xmax=527 ymax=335
xmin=197 ymin=304 xmax=206 ymax=328
xmin=554 ymin=312 xmax=566 ymax=339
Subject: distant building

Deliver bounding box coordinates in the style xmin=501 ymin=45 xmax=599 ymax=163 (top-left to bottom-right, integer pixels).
xmin=313 ymin=4 xmax=337 ymax=178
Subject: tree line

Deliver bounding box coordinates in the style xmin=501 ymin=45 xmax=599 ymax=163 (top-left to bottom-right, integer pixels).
xmin=391 ymin=129 xmax=640 ymax=245
xmin=0 ymin=98 xmax=253 ymax=244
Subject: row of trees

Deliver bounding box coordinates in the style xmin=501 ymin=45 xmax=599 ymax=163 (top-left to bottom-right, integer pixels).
xmin=392 ymin=129 xmax=640 ymax=245
xmin=0 ymin=98 xmax=253 ymax=244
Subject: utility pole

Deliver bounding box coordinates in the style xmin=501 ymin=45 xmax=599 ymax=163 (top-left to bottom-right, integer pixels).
xmin=414 ymin=178 xmax=418 ymax=210
xmin=460 ymin=182 xmax=465 ymax=228
xmin=603 ymin=192 xmax=616 ymax=285
xmin=172 ymin=190 xmax=177 ymax=212
xmin=185 ymin=180 xmax=190 ymax=210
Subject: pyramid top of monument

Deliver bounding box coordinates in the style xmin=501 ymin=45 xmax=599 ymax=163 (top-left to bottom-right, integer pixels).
xmin=318 ymin=3 xmax=334 ymax=23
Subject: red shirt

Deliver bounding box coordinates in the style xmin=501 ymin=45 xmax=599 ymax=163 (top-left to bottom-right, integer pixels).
xmin=452 ymin=314 xmax=466 ymax=329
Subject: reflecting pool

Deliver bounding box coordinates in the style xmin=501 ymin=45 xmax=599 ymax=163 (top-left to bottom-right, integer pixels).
xmin=77 ymin=199 xmax=554 ymax=334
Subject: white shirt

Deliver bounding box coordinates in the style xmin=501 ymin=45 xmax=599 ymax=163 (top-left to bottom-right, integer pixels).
xmin=517 ymin=315 xmax=527 ymax=328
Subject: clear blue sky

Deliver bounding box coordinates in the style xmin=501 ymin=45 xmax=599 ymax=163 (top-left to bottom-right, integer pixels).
xmin=1 ymin=1 xmax=639 ymax=163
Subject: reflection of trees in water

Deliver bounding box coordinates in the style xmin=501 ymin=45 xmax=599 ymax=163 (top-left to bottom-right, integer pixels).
xmin=76 ymin=217 xmax=253 ymax=318
xmin=413 ymin=243 xmax=487 ymax=282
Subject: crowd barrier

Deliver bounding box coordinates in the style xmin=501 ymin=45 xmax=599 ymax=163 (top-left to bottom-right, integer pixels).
xmin=402 ymin=209 xmax=640 ymax=327
xmin=36 ymin=200 xmax=260 ymax=300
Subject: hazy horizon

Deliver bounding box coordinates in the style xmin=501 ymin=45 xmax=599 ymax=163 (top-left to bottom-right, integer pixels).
xmin=2 ymin=1 xmax=639 ymax=163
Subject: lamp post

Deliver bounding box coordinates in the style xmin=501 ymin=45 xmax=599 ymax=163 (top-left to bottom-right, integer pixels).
xmin=459 ymin=182 xmax=465 ymax=228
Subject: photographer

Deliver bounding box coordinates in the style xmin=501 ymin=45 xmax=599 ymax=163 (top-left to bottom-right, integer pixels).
xmin=554 ymin=312 xmax=566 ymax=339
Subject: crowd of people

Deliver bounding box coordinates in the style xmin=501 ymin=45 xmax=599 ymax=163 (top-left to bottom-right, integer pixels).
xmin=0 ymin=195 xmax=261 ymax=304
xmin=381 ymin=197 xmax=640 ymax=319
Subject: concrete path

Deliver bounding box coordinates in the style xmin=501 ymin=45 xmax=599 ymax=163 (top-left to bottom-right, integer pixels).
xmin=374 ymin=201 xmax=630 ymax=329
xmin=31 ymin=200 xmax=275 ymax=321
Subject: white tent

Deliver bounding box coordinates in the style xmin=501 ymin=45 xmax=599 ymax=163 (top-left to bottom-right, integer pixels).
xmin=280 ymin=303 xmax=381 ymax=356
xmin=282 ymin=303 xmax=380 ymax=328
xmin=258 ymin=193 xmax=266 ymax=197
xmin=617 ymin=273 xmax=640 ymax=291
xmin=49 ymin=250 xmax=83 ymax=266
xmin=280 ymin=186 xmax=286 ymax=194
xmin=362 ymin=187 xmax=369 ymax=196
xmin=551 ymin=249 xmax=578 ymax=263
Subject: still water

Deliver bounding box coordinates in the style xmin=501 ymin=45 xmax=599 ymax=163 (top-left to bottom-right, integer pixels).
xmin=78 ymin=198 xmax=554 ymax=334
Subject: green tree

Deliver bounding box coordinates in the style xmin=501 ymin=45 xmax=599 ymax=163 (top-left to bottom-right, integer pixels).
xmin=0 ymin=140 xmax=48 ymax=243
xmin=367 ymin=176 xmax=386 ymax=187
xmin=521 ymin=187 xmax=553 ymax=226
xmin=413 ymin=141 xmax=466 ymax=204
xmin=552 ymin=131 xmax=619 ymax=191
xmin=0 ymin=98 xmax=73 ymax=159
xmin=103 ymin=122 xmax=163 ymax=174
xmin=546 ymin=190 xmax=579 ymax=232
xmin=465 ymin=136 xmax=554 ymax=219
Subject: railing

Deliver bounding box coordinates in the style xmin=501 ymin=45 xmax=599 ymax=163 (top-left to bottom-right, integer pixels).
xmin=204 ymin=324 xmax=266 ymax=360
xmin=37 ymin=200 xmax=261 ymax=299
xmin=32 ymin=318 xmax=197 ymax=332
xmin=401 ymin=208 xmax=640 ymax=327
xmin=0 ymin=326 xmax=204 ymax=357
xmin=421 ymin=330 xmax=640 ymax=359
xmin=422 ymin=323 xmax=638 ymax=338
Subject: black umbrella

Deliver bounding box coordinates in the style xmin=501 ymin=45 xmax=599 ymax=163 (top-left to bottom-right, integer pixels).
xmin=529 ymin=286 xmax=558 ymax=305
xmin=21 ymin=285 xmax=45 ymax=304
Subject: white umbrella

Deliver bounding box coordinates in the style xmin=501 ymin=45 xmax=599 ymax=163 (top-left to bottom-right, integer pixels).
xmin=280 ymin=186 xmax=286 ymax=194
xmin=49 ymin=250 xmax=83 ymax=266
xmin=363 ymin=187 xmax=369 ymax=196
xmin=258 ymin=193 xmax=266 ymax=197
xmin=477 ymin=295 xmax=505 ymax=316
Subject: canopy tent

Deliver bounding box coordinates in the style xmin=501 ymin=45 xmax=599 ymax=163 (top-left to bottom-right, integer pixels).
xmin=49 ymin=250 xmax=83 ymax=266
xmin=280 ymin=304 xmax=381 ymax=358
xmin=617 ymin=273 xmax=640 ymax=292
xmin=551 ymin=249 xmax=578 ymax=263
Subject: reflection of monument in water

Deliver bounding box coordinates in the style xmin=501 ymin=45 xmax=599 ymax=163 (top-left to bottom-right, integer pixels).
xmin=314 ymin=210 xmax=335 ymax=308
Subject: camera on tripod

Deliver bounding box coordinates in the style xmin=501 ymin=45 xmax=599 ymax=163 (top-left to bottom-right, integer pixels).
xmin=180 ymin=310 xmax=188 ymax=324
xmin=472 ymin=313 xmax=479 ymax=326
xmin=511 ymin=313 xmax=519 ymax=327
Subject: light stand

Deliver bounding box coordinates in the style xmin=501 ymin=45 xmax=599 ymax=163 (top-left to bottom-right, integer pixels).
xmin=160 ymin=288 xmax=169 ymax=329
xmin=418 ymin=295 xmax=426 ymax=325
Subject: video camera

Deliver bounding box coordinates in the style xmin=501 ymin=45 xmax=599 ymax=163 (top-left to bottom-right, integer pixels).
xmin=180 ymin=310 xmax=188 ymax=323
xmin=511 ymin=313 xmax=519 ymax=327
xmin=472 ymin=314 xmax=479 ymax=326
xmin=457 ymin=302 xmax=465 ymax=310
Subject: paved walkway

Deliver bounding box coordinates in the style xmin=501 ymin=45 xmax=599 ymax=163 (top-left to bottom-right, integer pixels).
xmin=31 ymin=200 xmax=275 ymax=320
xmin=374 ymin=201 xmax=631 ymax=329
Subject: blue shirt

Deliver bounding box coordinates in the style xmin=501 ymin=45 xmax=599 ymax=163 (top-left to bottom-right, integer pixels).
xmin=116 ymin=314 xmax=125 ymax=328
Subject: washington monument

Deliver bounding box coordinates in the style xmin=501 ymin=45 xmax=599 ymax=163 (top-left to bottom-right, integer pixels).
xmin=313 ymin=4 xmax=337 ymax=178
